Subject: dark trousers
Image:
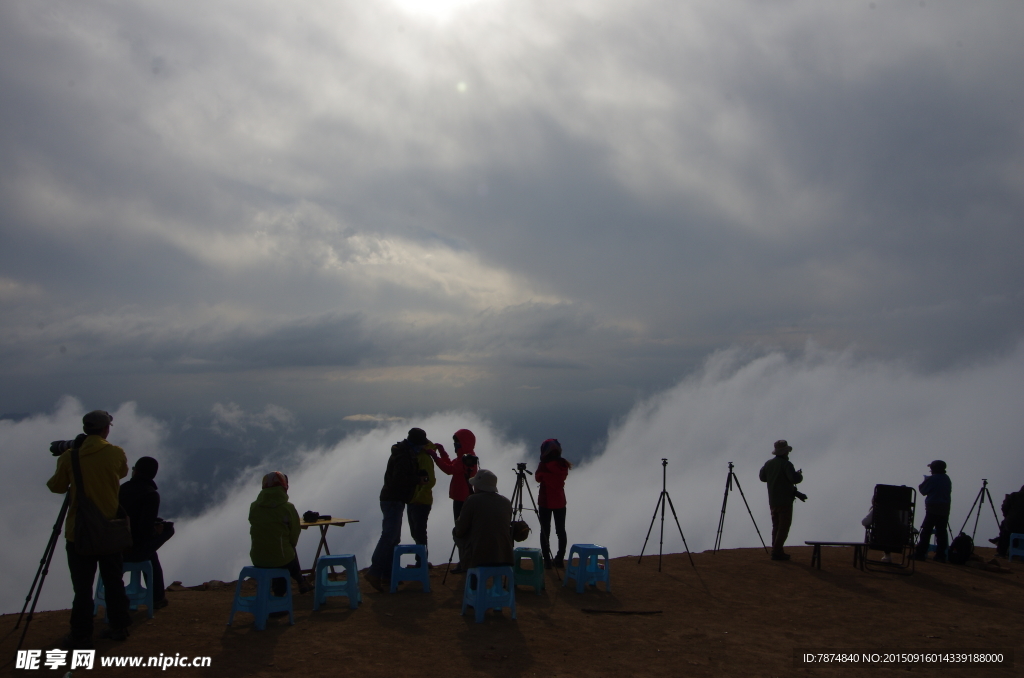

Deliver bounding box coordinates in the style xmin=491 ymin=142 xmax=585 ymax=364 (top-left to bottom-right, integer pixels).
xmin=258 ymin=557 xmax=304 ymax=597
xmin=124 ymin=524 xmax=174 ymax=603
xmin=370 ymin=500 xmax=405 ymax=578
xmin=453 ymin=500 xmax=464 ymax=521
xmin=539 ymin=507 xmax=567 ymax=563
xmin=770 ymin=503 xmax=794 ymax=556
xmin=915 ymin=503 xmax=950 ymax=560
xmin=407 ymin=503 xmax=431 ymax=566
xmin=66 ymin=540 xmax=131 ymax=638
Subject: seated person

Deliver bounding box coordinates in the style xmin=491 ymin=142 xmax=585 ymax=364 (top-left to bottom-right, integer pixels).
xmin=994 ymin=485 xmax=1024 ymax=558
xmin=249 ymin=472 xmax=312 ymax=598
xmin=120 ymin=456 xmax=175 ymax=609
xmin=452 ymin=469 xmax=514 ymax=570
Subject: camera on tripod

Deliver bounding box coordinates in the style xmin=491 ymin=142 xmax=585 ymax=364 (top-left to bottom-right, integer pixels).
xmin=516 ymin=462 xmax=530 ymax=473
xmin=48 ymin=434 xmax=88 ymax=456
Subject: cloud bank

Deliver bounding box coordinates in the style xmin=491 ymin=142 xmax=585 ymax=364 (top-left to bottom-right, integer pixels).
xmin=5 ymin=345 xmax=1022 ymax=614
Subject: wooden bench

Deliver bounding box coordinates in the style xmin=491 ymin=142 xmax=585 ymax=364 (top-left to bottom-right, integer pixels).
xmin=804 ymin=541 xmax=866 ymax=570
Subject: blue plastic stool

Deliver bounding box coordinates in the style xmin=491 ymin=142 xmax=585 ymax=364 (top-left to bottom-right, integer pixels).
xmin=390 ymin=544 xmax=431 ymax=593
xmin=462 ymin=566 xmax=516 ymax=623
xmin=563 ymin=544 xmax=610 ymax=593
xmin=95 ymin=560 xmax=154 ymax=620
xmin=1009 ymin=533 xmax=1024 ymax=563
xmin=313 ymin=554 xmax=361 ymax=610
xmin=513 ymin=547 xmax=545 ymax=594
xmin=227 ymin=566 xmax=294 ymax=630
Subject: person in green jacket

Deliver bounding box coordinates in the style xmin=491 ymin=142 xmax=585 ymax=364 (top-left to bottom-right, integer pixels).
xmin=249 ymin=472 xmax=312 ymax=596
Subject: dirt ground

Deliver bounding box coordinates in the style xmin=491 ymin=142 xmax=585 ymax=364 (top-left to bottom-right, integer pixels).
xmin=3 ymin=546 xmax=1022 ymax=678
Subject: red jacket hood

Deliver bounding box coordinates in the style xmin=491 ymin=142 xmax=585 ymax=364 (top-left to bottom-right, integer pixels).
xmin=454 ymin=429 xmax=476 ymax=456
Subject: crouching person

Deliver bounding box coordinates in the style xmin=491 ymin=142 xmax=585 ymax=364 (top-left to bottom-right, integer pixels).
xmin=249 ymin=472 xmax=313 ymax=601
xmin=452 ymin=469 xmax=514 ymax=570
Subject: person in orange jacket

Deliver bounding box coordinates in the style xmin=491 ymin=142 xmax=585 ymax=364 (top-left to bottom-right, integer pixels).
xmin=535 ymin=438 xmax=571 ymax=569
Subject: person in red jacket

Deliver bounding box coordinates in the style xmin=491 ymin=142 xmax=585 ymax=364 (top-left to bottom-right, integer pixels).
xmin=429 ymin=428 xmax=480 ymax=573
xmin=535 ymin=438 xmax=571 ymax=569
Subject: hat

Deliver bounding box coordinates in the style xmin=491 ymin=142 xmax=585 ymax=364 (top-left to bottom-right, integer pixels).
xmin=407 ymin=428 xmax=429 ymax=446
xmin=262 ymin=471 xmax=289 ymax=490
xmin=83 ymin=410 xmax=113 ymax=432
xmin=773 ymin=440 xmax=792 ymax=455
xmin=133 ymin=457 xmax=159 ymax=480
xmin=927 ymin=460 xmax=947 ymax=472
xmin=469 ymin=469 xmax=498 ymax=493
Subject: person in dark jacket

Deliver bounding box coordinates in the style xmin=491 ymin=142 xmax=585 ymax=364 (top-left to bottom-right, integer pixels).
xmin=365 ymin=427 xmax=428 ymax=592
xmin=994 ymin=485 xmax=1024 ymax=558
xmin=453 ymin=469 xmax=514 ymax=569
xmin=913 ymin=460 xmax=953 ymax=562
xmin=759 ymin=439 xmax=805 ymax=561
xmin=119 ymin=457 xmax=174 ymax=610
xmin=535 ymin=438 xmax=571 ymax=569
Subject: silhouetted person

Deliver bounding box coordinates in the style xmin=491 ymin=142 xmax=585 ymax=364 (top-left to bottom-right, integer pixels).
xmin=913 ymin=460 xmax=952 ymax=562
xmin=47 ymin=410 xmax=131 ymax=648
xmin=759 ymin=439 xmax=805 ymax=561
xmin=120 ymin=456 xmax=174 ymax=609
xmin=453 ymin=469 xmax=514 ymax=569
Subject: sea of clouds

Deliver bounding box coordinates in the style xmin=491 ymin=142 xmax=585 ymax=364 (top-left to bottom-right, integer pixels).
xmin=4 ymin=344 xmax=1023 ymax=615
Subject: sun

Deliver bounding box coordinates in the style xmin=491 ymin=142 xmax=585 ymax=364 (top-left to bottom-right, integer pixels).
xmin=389 ymin=0 xmax=490 ymax=23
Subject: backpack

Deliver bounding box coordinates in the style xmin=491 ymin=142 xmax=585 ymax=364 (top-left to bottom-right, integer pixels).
xmin=947 ymin=532 xmax=973 ymax=565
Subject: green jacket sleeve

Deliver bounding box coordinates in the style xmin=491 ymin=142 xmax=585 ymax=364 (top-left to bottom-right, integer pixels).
xmin=288 ymin=502 xmax=301 ymax=547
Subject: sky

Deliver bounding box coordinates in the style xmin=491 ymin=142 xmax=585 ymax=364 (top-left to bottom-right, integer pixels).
xmin=2 ymin=0 xmax=1024 ymax=613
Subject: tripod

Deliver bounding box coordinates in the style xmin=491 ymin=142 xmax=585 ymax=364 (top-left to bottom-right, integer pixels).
xmin=957 ymin=478 xmax=1001 ymax=541
xmin=638 ymin=459 xmax=696 ymax=572
xmin=510 ymin=463 xmax=539 ymax=523
xmin=713 ymin=462 xmax=769 ymax=555
xmin=11 ymin=494 xmax=70 ymax=653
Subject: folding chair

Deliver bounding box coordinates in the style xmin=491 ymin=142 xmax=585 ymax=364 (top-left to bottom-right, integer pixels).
xmin=863 ymin=484 xmax=916 ymax=574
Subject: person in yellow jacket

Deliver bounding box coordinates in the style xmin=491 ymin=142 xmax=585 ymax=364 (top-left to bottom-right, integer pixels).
xmin=406 ymin=430 xmax=437 ymax=567
xmin=248 ymin=472 xmax=313 ymax=598
xmin=46 ymin=410 xmax=131 ymax=648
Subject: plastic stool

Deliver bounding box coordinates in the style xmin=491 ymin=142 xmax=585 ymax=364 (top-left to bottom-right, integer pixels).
xmin=227 ymin=566 xmax=294 ymax=630
xmin=1009 ymin=533 xmax=1024 ymax=563
xmin=563 ymin=544 xmax=610 ymax=593
xmin=390 ymin=544 xmax=431 ymax=593
xmin=462 ymin=566 xmax=516 ymax=623
xmin=95 ymin=560 xmax=154 ymax=620
xmin=513 ymin=547 xmax=545 ymax=594
xmin=313 ymin=554 xmax=361 ymax=610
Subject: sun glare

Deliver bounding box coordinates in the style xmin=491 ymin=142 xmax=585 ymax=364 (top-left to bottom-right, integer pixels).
xmin=390 ymin=0 xmax=490 ymax=23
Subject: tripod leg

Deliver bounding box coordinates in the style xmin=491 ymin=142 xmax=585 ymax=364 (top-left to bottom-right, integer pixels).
xmin=441 ymin=541 xmax=459 ymax=585
xmin=984 ymin=488 xmax=1001 ymax=532
xmin=15 ymin=495 xmax=70 ymax=652
xmin=637 ymin=493 xmax=664 ymax=564
xmin=663 ymin=492 xmax=710 ymax=594
xmin=731 ymin=474 xmax=770 ymax=555
xmin=958 ymin=488 xmax=983 ymax=536
xmin=714 ymin=472 xmax=731 ymax=553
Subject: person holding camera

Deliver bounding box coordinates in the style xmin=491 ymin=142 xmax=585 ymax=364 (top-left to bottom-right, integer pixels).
xmin=249 ymin=472 xmax=313 ymax=599
xmin=759 ymin=439 xmax=805 ymax=561
xmin=429 ymin=429 xmax=480 ymax=572
xmin=119 ymin=456 xmax=174 ymax=610
xmin=535 ymin=438 xmax=571 ymax=569
xmin=913 ymin=460 xmax=952 ymax=562
xmin=46 ymin=410 xmax=132 ymax=648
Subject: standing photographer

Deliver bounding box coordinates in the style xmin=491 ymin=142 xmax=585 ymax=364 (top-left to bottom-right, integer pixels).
xmin=759 ymin=439 xmax=805 ymax=561
xmin=46 ymin=410 xmax=132 ymax=648
xmin=535 ymin=438 xmax=571 ymax=569
xmin=429 ymin=429 xmax=479 ymax=573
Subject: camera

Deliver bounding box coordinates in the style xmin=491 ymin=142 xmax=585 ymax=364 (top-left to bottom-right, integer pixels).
xmin=302 ymin=511 xmax=332 ymax=523
xmin=49 ymin=434 xmax=88 ymax=456
xmin=516 ymin=462 xmax=527 ymax=471
xmin=462 ymin=454 xmax=478 ymax=468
